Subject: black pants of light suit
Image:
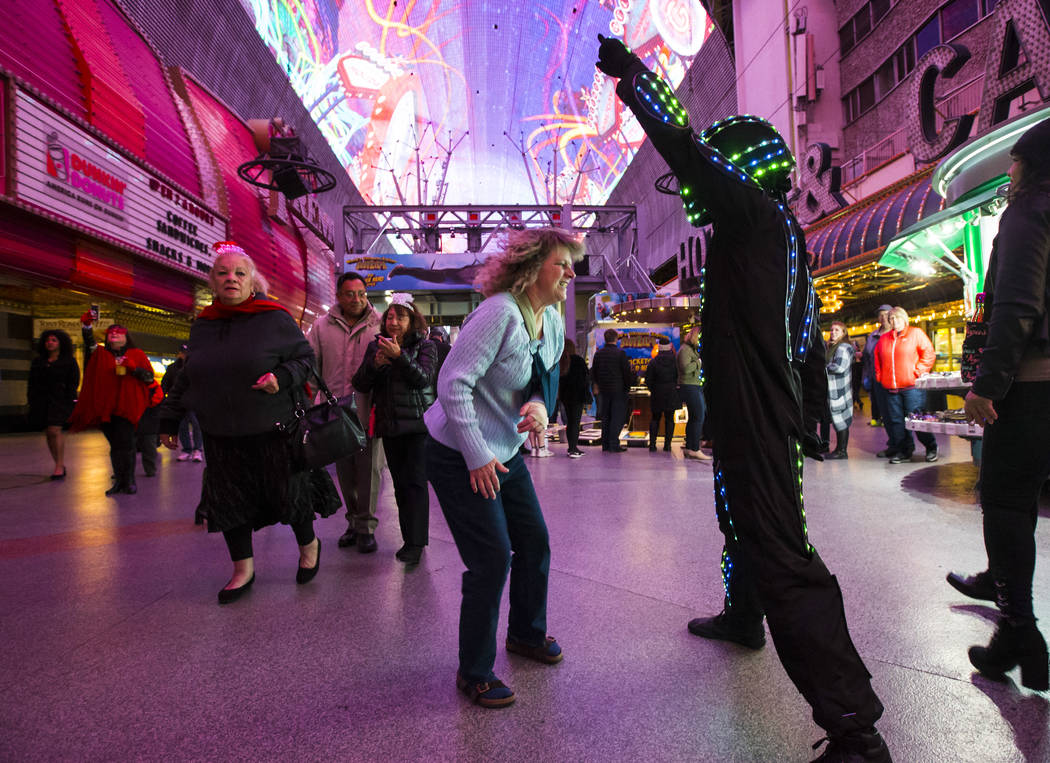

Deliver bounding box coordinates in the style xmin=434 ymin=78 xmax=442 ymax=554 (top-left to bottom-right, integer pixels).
xmin=705 ymin=333 xmax=883 ymax=737
xmin=383 ymin=432 xmax=429 ymax=547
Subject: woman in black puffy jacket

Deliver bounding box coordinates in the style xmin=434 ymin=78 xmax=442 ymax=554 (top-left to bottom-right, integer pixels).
xmin=353 ymin=295 xmax=438 ymax=564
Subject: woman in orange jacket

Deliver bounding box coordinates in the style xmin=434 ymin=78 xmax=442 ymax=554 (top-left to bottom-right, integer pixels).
xmin=873 ymin=307 xmax=938 ymax=463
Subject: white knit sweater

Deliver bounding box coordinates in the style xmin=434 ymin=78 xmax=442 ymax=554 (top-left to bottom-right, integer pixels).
xmin=424 ymin=291 xmax=564 ymax=470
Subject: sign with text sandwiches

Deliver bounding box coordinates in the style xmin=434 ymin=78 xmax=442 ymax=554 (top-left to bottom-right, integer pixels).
xmin=10 ymin=87 xmax=226 ymax=279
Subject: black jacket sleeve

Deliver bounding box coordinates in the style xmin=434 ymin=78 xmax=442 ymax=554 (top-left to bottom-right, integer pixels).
xmin=973 ymin=195 xmax=1050 ymax=400
xmin=157 ymin=359 xmax=190 ymax=436
xmin=394 ymin=339 xmax=438 ymax=389
xmin=620 ymin=349 xmax=637 ymax=387
xmin=271 ymin=312 xmax=315 ymax=393
xmin=351 ymin=341 xmax=381 ymax=394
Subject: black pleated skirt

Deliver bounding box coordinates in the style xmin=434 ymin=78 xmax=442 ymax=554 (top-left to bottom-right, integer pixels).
xmin=198 ymin=431 xmax=340 ymax=533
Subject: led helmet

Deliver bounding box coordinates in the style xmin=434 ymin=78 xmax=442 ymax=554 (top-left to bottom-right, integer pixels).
xmin=680 ymin=115 xmax=796 ymax=227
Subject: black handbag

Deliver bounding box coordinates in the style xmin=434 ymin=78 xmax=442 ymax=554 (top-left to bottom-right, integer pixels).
xmin=276 ymin=367 xmax=367 ymax=471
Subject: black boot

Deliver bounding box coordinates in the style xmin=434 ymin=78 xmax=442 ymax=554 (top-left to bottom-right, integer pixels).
xmin=946 ymin=570 xmax=995 ymax=601
xmin=811 ymin=727 xmax=892 ymax=762
xmin=968 ymin=618 xmax=1049 ymax=691
xmin=828 ymin=428 xmax=849 ymax=459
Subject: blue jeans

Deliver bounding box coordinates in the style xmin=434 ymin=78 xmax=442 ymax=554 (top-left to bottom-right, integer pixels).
xmin=425 ymin=436 xmax=550 ymax=683
xmin=883 ymin=386 xmax=936 ymax=455
xmin=178 ymin=412 xmax=203 ymax=453
xmin=679 ymin=384 xmax=706 ymax=451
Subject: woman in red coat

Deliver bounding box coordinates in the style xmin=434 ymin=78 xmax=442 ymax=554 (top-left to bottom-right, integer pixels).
xmin=70 ymin=320 xmax=154 ymax=495
xmin=873 ymin=307 xmax=938 ymax=463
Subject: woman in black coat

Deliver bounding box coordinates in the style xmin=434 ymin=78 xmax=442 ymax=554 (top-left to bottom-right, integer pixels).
xmin=27 ymin=329 xmax=79 ymax=479
xmin=558 ymin=339 xmax=591 ymax=458
xmin=353 ymin=295 xmax=437 ymax=565
xmin=160 ymin=243 xmax=339 ymax=604
xmin=644 ymin=336 xmax=679 ymax=451
xmin=959 ymin=119 xmax=1050 ymax=690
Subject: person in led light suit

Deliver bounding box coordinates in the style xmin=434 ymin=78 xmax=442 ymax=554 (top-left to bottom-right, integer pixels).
xmin=597 ymin=37 xmax=889 ymax=763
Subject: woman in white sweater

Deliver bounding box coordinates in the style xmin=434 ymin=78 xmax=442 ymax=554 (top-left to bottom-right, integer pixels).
xmin=424 ymin=227 xmax=583 ymax=708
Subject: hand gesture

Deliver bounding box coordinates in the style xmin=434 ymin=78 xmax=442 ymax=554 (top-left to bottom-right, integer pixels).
xmin=252 ymin=372 xmax=280 ymax=394
xmin=517 ymin=401 xmax=548 ymax=435
xmin=469 ymin=458 xmax=509 ymax=499
xmin=377 ymin=336 xmax=401 ymax=361
xmin=596 ymin=33 xmax=635 ymax=79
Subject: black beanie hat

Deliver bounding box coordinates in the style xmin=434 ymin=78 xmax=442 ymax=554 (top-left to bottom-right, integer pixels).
xmin=1012 ymin=118 xmax=1050 ymax=169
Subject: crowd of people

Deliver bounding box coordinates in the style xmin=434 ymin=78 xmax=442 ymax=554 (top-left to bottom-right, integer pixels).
xmin=20 ymin=104 xmax=1050 ymax=761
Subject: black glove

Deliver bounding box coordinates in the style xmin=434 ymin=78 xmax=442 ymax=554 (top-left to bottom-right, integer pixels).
xmin=131 ymin=367 xmax=154 ymax=383
xmin=595 ymin=34 xmax=637 ymax=79
xmin=800 ymin=432 xmax=826 ymax=462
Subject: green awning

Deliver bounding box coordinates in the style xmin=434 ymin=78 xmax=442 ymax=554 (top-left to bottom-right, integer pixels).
xmin=879 ymin=178 xmax=1007 ymax=281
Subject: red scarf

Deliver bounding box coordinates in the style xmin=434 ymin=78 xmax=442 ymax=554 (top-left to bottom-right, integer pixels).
xmin=197 ymin=296 xmax=290 ymax=320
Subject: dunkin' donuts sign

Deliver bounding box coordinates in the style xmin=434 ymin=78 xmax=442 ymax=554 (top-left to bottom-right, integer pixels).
xmin=44 ymin=130 xmax=128 ymax=216
xmin=12 ymin=87 xmax=226 ymax=278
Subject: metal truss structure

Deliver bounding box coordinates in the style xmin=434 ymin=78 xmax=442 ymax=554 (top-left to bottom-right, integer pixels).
xmin=342 ymin=204 xmax=655 ymax=293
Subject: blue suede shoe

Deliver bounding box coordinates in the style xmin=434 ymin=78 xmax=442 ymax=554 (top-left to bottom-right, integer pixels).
xmin=456 ymin=672 xmax=515 ymax=708
xmin=506 ymin=635 xmax=563 ymax=664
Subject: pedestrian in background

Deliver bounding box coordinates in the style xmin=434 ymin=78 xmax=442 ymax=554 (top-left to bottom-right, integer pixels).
xmin=558 ymin=338 xmax=591 ymax=458
xmin=645 ymin=336 xmax=678 ymax=452
xmin=676 ymin=324 xmax=710 ymax=460
xmin=873 ymin=307 xmax=938 ymax=463
xmin=71 ymin=317 xmax=155 ymax=495
xmin=352 ymin=294 xmax=438 ymax=565
xmin=590 ymin=328 xmax=635 ymax=452
xmin=825 ymin=321 xmax=854 ymax=459
xmin=862 ymin=305 xmax=892 ymax=430
xmin=27 ymin=329 xmax=79 ymax=480
xmin=307 ymin=271 xmax=384 ymax=553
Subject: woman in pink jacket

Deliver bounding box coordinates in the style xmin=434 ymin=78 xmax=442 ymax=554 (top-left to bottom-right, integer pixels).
xmin=874 ymin=307 xmax=938 ymax=463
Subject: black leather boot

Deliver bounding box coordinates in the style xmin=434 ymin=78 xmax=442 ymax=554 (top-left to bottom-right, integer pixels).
xmin=946 ymin=569 xmax=995 ymax=601
xmin=969 ymin=619 xmax=1049 ymax=691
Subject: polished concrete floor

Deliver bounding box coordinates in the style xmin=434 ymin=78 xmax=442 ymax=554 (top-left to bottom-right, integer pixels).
xmin=0 ymin=414 xmax=1047 ymax=762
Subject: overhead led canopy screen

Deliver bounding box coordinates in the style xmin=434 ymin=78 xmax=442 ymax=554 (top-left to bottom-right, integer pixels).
xmin=240 ymin=0 xmax=712 ymax=207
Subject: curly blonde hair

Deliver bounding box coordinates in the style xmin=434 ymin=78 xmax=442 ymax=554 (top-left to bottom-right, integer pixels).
xmin=474 ymin=227 xmax=585 ymax=298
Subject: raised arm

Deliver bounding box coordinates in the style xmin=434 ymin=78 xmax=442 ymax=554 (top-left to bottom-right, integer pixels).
xmin=597 ymin=35 xmax=765 ymax=228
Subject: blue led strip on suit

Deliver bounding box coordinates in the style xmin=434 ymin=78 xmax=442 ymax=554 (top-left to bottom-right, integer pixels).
xmin=779 ymin=205 xmax=799 ymax=361
xmin=721 ymin=549 xmax=734 ymax=602
xmin=713 ymin=467 xmax=738 ymax=603
xmin=633 ymin=72 xmax=689 ymax=128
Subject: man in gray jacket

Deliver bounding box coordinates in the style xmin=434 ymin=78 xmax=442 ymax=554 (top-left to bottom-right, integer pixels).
xmin=307 ymin=272 xmax=384 ymax=552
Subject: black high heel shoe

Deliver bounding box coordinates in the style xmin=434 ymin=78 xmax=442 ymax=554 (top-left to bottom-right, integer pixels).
xmin=296 ymin=538 xmax=321 ymax=584
xmin=969 ymin=620 xmax=1049 ymax=691
xmin=50 ymin=467 xmax=67 ymax=481
xmin=217 ymin=574 xmax=254 ymax=605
